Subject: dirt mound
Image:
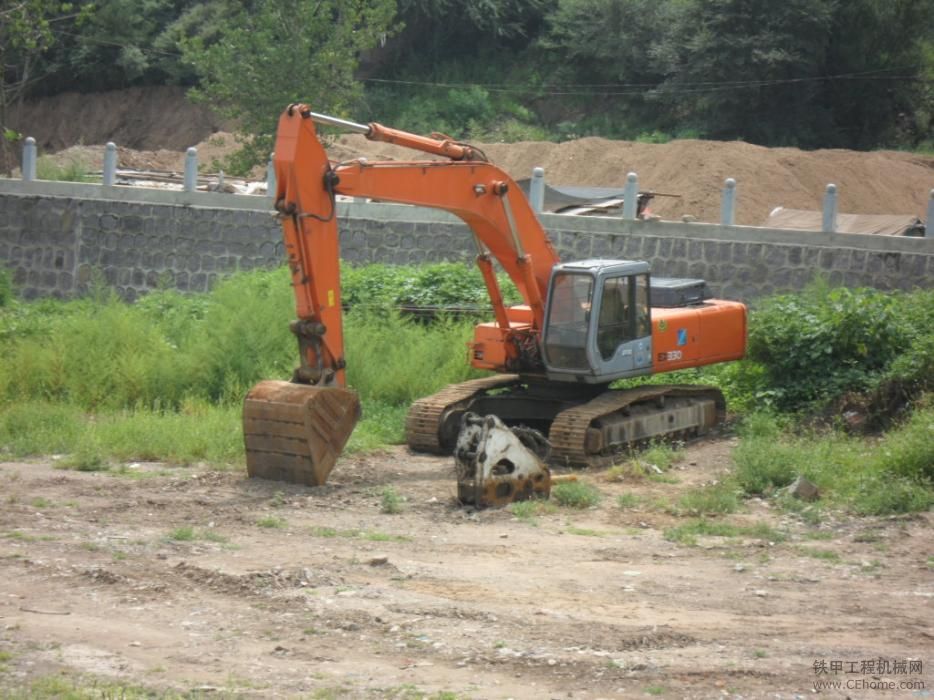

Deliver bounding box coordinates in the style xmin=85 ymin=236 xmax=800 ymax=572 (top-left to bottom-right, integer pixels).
xmin=331 ymin=134 xmax=934 ymax=225
xmin=7 ymin=86 xmax=227 ymax=153
xmin=11 ymin=87 xmax=934 ymax=225
xmin=45 ymin=131 xmax=254 ymax=176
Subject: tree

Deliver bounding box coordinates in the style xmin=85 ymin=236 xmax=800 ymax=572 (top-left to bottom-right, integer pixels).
xmin=0 ymin=1 xmax=88 ymax=173
xmin=821 ymin=0 xmax=934 ymax=149
xmin=659 ymin=0 xmax=836 ymax=145
xmin=541 ymin=0 xmax=680 ymax=136
xmin=180 ymin=0 xmax=397 ymax=173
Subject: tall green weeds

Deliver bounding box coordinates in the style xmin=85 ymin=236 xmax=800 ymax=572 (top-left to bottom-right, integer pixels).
xmin=733 ymin=408 xmax=933 ymax=515
xmin=0 ymin=265 xmax=487 ymax=465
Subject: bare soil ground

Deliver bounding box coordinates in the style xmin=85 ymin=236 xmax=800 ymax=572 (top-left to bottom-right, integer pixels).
xmin=8 ymin=87 xmax=934 ymax=225
xmin=1 ymin=440 xmax=931 ymax=699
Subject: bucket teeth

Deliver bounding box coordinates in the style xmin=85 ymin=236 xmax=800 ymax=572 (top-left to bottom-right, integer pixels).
xmin=243 ymin=380 xmax=361 ymax=486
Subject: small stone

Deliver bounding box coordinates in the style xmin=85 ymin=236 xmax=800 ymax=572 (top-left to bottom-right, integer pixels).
xmin=754 ymin=589 xmax=768 ymax=597
xmin=547 ymin=658 xmax=557 ymax=666
xmin=734 ymin=564 xmax=746 ymax=572
xmin=368 ymin=556 xmax=389 ymax=566
xmin=129 ymin=641 xmax=141 ymax=647
xmin=786 ymin=475 xmax=820 ymax=502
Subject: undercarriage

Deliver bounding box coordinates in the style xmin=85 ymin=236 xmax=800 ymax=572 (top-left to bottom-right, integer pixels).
xmin=405 ymin=375 xmax=724 ymax=467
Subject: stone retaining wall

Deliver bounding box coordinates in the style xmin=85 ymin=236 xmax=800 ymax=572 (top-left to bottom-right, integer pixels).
xmin=1 ymin=179 xmax=932 ymax=302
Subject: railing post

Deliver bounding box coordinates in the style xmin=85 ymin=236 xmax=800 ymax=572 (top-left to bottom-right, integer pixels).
xmin=720 ymin=178 xmax=736 ymax=226
xmin=927 ymin=189 xmax=934 ymax=238
xmin=622 ymin=172 xmax=638 ymax=220
xmin=22 ymin=137 xmax=37 ymax=182
xmin=183 ymin=147 xmax=198 ymax=192
xmin=822 ymin=184 xmax=838 ymax=233
xmin=267 ymin=152 xmax=276 ymax=199
xmin=102 ymin=142 xmax=117 ymax=186
xmin=529 ymin=166 xmax=545 ymax=214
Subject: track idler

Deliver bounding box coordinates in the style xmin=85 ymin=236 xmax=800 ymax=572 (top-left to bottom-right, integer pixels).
xmin=453 ymin=412 xmax=551 ymax=508
xmin=243 ymin=380 xmax=361 ymax=486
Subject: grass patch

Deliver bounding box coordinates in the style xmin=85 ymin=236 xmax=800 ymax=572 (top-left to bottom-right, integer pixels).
xmin=166 ymin=526 xmax=227 ymax=543
xmin=257 ymin=515 xmax=287 ymax=529
xmin=380 ymin=486 xmax=404 ymax=514
xmin=552 ymin=481 xmax=602 ymax=509
xmin=309 ymin=526 xmax=408 ymax=542
xmin=733 ymin=409 xmax=934 ymax=515
xmin=796 ymin=546 xmax=841 ymax=563
xmin=4 ymin=675 xmax=183 ymax=699
xmin=565 ymin=526 xmax=605 ymax=537
xmin=664 ymin=519 xmax=786 ymax=546
xmin=616 ymin=493 xmax=640 ymax=509
xmin=35 ymin=155 xmax=95 ymax=183
xmin=507 ymin=499 xmax=556 ymax=524
xmin=676 ymin=482 xmax=741 ymax=516
xmin=168 ymin=526 xmax=196 ymax=541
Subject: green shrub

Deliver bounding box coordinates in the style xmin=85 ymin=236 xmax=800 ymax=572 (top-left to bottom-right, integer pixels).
xmin=380 ymin=486 xmax=404 ymax=514
xmin=745 ymin=283 xmax=932 ymax=411
xmin=552 ymin=481 xmax=602 ymax=508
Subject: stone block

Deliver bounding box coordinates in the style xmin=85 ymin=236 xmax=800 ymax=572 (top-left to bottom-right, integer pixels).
xmin=671 ymin=239 xmax=686 ymax=259
xmin=100 ymin=213 xmax=119 ymax=231
xmin=688 ymin=239 xmax=703 ymax=260
xmin=763 ymin=245 xmax=787 ymax=268
xmin=831 ymin=249 xmax=852 ymax=271
xmin=590 ymin=234 xmax=612 ymax=258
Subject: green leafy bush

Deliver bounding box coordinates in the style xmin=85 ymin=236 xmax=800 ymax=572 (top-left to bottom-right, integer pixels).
xmin=341 ymin=261 xmax=521 ymax=309
xmin=745 ymin=284 xmax=934 ymax=412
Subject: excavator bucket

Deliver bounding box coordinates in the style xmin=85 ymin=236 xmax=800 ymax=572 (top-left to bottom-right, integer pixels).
xmin=243 ymin=380 xmax=361 ymax=486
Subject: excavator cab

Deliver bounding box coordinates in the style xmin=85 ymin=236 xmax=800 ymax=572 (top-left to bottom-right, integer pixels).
xmin=542 ymin=260 xmax=654 ymax=383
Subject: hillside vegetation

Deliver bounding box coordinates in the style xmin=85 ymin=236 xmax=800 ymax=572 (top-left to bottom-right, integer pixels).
xmin=2 ymin=0 xmax=932 ymax=174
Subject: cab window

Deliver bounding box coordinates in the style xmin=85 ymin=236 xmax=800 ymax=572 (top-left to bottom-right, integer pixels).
xmin=543 ymin=273 xmax=593 ymax=370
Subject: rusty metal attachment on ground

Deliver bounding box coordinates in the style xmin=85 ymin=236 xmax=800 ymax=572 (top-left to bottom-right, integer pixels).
xmin=453 ymin=412 xmax=551 ymax=508
xmin=243 ymin=380 xmax=361 ymax=486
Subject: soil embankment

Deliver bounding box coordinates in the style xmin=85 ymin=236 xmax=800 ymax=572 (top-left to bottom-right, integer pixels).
xmin=9 ymin=87 xmax=934 ymax=225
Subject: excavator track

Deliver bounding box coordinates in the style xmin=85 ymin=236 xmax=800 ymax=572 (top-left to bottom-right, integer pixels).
xmin=405 ymin=374 xmax=520 ymax=453
xmin=407 ymin=378 xmax=725 ymax=468
xmin=548 ymin=385 xmax=725 ymax=467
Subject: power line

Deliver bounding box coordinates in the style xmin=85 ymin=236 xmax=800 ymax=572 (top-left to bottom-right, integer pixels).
xmin=364 ymin=70 xmax=928 ymax=97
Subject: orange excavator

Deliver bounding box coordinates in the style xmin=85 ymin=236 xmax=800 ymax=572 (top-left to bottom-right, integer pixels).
xmin=243 ymin=104 xmax=747 ymax=488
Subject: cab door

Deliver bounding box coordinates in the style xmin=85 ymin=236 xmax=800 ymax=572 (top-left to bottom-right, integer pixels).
xmin=590 ymin=273 xmax=653 ymax=378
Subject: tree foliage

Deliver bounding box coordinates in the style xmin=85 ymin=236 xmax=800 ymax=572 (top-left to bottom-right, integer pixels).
xmin=3 ymin=0 xmax=933 ymax=154
xmin=179 ymin=0 xmax=397 ymax=172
